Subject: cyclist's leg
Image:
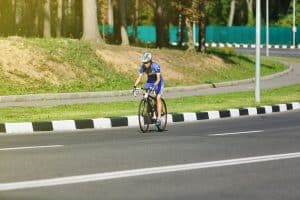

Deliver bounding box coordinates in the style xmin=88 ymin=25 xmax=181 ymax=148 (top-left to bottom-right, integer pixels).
xmin=155 ymin=81 xmax=164 ymax=119
xmin=156 ymin=94 xmax=162 ymax=118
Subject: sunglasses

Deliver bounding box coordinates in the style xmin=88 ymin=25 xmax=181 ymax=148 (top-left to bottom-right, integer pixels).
xmin=143 ymin=61 xmax=151 ymax=64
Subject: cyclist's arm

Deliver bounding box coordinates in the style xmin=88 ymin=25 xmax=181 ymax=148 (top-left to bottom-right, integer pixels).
xmin=154 ymin=73 xmax=161 ymax=87
xmin=134 ymin=74 xmax=143 ymax=87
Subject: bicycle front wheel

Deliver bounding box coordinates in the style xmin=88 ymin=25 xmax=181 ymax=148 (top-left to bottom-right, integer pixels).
xmin=138 ymin=99 xmax=151 ymax=133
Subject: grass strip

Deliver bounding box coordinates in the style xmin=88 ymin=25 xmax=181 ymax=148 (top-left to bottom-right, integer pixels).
xmin=1 ymin=84 xmax=299 ymax=123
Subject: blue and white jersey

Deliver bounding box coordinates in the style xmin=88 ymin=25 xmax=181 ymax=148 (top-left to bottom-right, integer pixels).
xmin=139 ymin=62 xmax=164 ymax=84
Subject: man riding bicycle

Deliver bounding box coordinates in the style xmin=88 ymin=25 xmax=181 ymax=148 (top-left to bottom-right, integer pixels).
xmin=133 ymin=52 xmax=164 ymax=127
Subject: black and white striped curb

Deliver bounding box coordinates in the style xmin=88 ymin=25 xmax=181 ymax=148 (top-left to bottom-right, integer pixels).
xmin=170 ymin=42 xmax=300 ymax=49
xmin=205 ymin=43 xmax=300 ymax=49
xmin=0 ymin=102 xmax=299 ymax=135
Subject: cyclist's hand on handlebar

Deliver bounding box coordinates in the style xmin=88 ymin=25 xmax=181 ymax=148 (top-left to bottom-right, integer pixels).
xmin=132 ymin=86 xmax=137 ymax=96
xmin=132 ymin=85 xmax=137 ymax=91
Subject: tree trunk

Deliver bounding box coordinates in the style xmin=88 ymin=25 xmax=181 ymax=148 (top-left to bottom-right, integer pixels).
xmin=108 ymin=0 xmax=114 ymax=26
xmin=34 ymin=1 xmax=39 ymax=36
xmin=113 ymin=2 xmax=121 ymax=44
xmin=246 ymin=0 xmax=254 ymax=25
xmin=0 ymin=0 xmax=16 ymax=36
xmin=11 ymin=0 xmax=17 ymax=34
xmin=198 ymin=0 xmax=206 ymax=53
xmin=14 ymin=0 xmax=21 ymax=34
xmin=56 ymin=0 xmax=63 ymax=37
xmin=227 ymin=0 xmax=235 ymax=26
xmin=43 ymin=0 xmax=51 ymax=37
xmin=154 ymin=0 xmax=168 ymax=48
xmin=73 ymin=0 xmax=82 ymax=38
xmin=120 ymin=0 xmax=129 ymax=45
xmin=185 ymin=17 xmax=194 ymax=51
xmin=81 ymin=0 xmax=104 ymax=44
xmin=133 ymin=0 xmax=139 ymax=42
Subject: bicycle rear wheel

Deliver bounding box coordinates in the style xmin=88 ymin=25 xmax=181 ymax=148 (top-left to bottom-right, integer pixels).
xmin=138 ymin=99 xmax=151 ymax=132
xmin=157 ymin=98 xmax=168 ymax=131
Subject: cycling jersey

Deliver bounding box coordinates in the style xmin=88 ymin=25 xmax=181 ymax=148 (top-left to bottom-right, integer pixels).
xmin=139 ymin=62 xmax=164 ymax=84
xmin=139 ymin=62 xmax=164 ymax=95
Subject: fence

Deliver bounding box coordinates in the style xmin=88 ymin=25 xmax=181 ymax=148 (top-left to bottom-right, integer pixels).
xmin=99 ymin=25 xmax=300 ymax=45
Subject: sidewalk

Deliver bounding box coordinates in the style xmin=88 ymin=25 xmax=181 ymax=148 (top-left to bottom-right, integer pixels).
xmin=0 ymin=61 xmax=299 ymax=108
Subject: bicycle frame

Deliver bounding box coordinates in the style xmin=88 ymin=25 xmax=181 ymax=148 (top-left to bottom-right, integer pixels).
xmin=133 ymin=87 xmax=167 ymax=132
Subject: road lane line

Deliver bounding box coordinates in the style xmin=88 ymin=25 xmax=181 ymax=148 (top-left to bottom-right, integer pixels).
xmin=210 ymin=130 xmax=264 ymax=136
xmin=1 ymin=152 xmax=300 ymax=191
xmin=0 ymin=145 xmax=64 ymax=151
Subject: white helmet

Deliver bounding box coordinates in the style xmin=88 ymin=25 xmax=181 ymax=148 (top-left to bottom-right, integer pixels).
xmin=141 ymin=52 xmax=152 ymax=63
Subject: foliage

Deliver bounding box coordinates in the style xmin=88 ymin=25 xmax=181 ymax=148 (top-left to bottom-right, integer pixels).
xmin=274 ymin=0 xmax=300 ymax=26
xmin=0 ymin=0 xmax=296 ymax=38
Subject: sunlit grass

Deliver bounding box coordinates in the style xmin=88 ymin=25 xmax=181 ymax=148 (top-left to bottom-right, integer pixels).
xmin=0 ymin=37 xmax=288 ymax=95
xmin=0 ymin=84 xmax=299 ymax=123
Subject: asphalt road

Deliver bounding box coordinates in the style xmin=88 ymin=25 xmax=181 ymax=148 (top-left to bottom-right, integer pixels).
xmin=1 ymin=110 xmax=300 ymax=200
xmin=235 ymin=47 xmax=300 ymax=57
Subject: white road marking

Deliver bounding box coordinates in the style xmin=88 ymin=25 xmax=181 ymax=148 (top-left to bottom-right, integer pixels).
xmin=1 ymin=152 xmax=300 ymax=191
xmin=210 ymin=130 xmax=264 ymax=136
xmin=0 ymin=145 xmax=64 ymax=151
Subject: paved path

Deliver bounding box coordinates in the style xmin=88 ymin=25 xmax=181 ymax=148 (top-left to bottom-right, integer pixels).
xmin=0 ymin=61 xmax=299 ymax=108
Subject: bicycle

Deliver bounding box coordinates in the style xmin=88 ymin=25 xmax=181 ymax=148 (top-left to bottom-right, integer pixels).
xmin=133 ymin=87 xmax=167 ymax=133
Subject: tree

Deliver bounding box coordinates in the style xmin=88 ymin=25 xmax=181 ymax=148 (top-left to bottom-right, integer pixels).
xmin=154 ymin=0 xmax=169 ymax=48
xmin=178 ymin=0 xmax=194 ymax=50
xmin=133 ymin=0 xmax=139 ymax=42
xmin=43 ymin=0 xmax=51 ymax=37
xmin=119 ymin=0 xmax=129 ymax=45
xmin=246 ymin=0 xmax=254 ymax=25
xmin=198 ymin=0 xmax=206 ymax=53
xmin=181 ymin=0 xmax=207 ymax=52
xmin=228 ymin=0 xmax=235 ymax=26
xmin=185 ymin=17 xmax=194 ymax=51
xmin=0 ymin=0 xmax=17 ymax=36
xmin=56 ymin=0 xmax=63 ymax=37
xmin=145 ymin=0 xmax=170 ymax=48
xmin=108 ymin=0 xmax=114 ymax=26
xmin=81 ymin=0 xmax=104 ymax=44
xmin=0 ymin=0 xmax=296 ymax=40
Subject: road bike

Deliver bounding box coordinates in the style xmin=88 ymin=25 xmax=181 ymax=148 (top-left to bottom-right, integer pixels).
xmin=133 ymin=87 xmax=167 ymax=132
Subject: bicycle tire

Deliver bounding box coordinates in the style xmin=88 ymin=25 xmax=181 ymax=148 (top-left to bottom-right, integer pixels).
xmin=138 ymin=99 xmax=151 ymax=132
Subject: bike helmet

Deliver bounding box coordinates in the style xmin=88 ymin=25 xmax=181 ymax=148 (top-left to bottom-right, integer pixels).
xmin=141 ymin=52 xmax=152 ymax=63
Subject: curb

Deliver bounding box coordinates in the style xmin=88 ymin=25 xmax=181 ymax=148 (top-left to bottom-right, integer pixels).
xmin=170 ymin=42 xmax=300 ymax=49
xmin=1 ymin=101 xmax=299 ymax=135
xmin=205 ymin=43 xmax=300 ymax=49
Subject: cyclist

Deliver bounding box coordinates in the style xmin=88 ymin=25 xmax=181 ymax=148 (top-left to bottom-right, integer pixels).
xmin=133 ymin=52 xmax=164 ymax=127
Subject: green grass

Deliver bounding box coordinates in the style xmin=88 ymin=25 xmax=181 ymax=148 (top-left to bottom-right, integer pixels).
xmin=0 ymin=38 xmax=133 ymax=95
xmin=163 ymin=48 xmax=287 ymax=86
xmin=0 ymin=84 xmax=299 ymax=123
xmin=0 ymin=38 xmax=288 ymax=95
xmin=267 ymin=56 xmax=300 ymax=63
xmin=23 ymin=38 xmax=133 ymax=91
xmin=201 ymin=48 xmax=287 ymax=84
